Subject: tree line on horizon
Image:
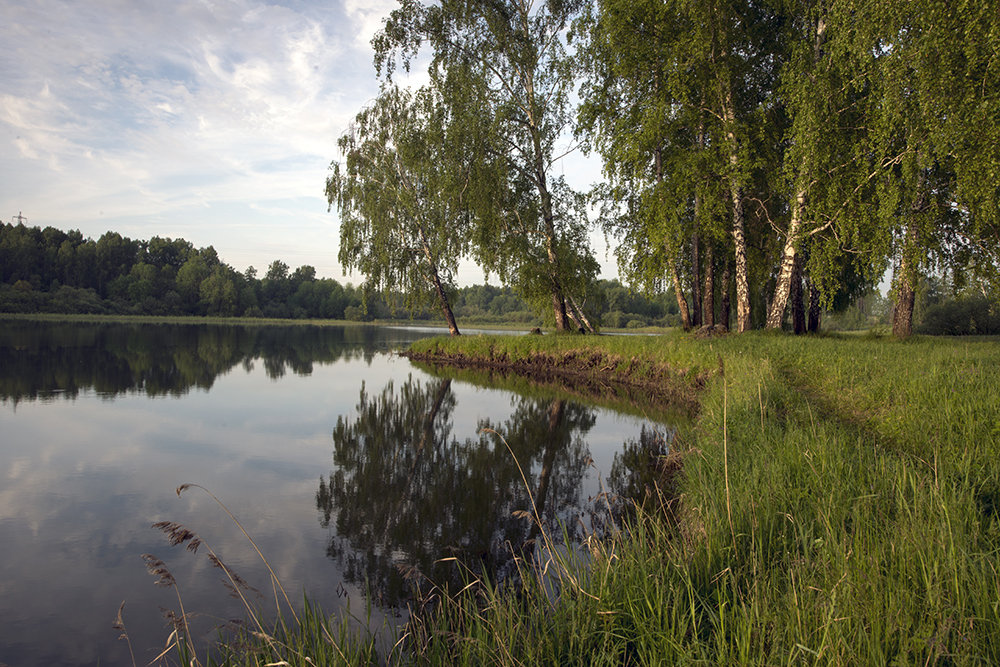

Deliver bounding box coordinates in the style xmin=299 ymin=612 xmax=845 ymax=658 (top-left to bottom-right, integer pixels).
xmin=328 ymin=0 xmax=999 ymax=338
xmin=3 ymin=215 xmax=992 ymax=334
xmin=0 ymin=222 xmax=351 ymax=319
xmin=0 ymin=221 xmax=688 ymax=327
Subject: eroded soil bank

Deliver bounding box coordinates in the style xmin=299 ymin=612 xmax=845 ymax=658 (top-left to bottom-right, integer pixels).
xmin=402 ymin=345 xmax=708 ymax=417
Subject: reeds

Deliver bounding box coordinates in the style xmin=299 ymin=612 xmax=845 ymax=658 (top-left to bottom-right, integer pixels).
xmin=128 ymin=483 xmax=382 ymax=666
xmin=112 ymin=601 xmax=137 ymax=667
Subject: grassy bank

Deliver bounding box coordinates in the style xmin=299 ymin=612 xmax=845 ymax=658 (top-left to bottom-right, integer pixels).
xmin=192 ymin=331 xmax=1000 ymax=664
xmin=405 ymin=331 xmax=712 ymax=420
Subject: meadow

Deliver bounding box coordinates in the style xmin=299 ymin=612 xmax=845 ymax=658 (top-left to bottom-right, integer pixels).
xmin=158 ymin=331 xmax=1000 ymax=665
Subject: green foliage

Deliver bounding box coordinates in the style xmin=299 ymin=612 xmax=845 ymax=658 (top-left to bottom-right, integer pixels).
xmin=0 ymin=222 xmax=362 ymax=320
xmin=822 ymin=289 xmax=892 ymax=332
xmin=919 ymin=295 xmax=1000 ymax=335
xmin=327 ymin=85 xmax=471 ymax=323
xmin=444 ymin=280 xmax=678 ymax=329
xmin=575 ymin=0 xmax=999 ymax=335
xmin=878 ymin=0 xmax=1000 ymax=286
xmin=0 ymin=220 xmax=687 ymax=329
xmin=576 ymin=0 xmax=734 ymax=285
xmin=374 ymin=0 xmax=599 ymax=329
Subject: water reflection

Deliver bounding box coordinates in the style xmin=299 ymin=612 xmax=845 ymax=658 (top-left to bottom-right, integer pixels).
xmin=0 ymin=320 xmax=414 ymax=403
xmin=316 ymin=376 xmax=597 ymax=607
xmin=607 ymin=425 xmax=679 ymax=516
xmin=0 ymin=321 xmax=679 ymax=666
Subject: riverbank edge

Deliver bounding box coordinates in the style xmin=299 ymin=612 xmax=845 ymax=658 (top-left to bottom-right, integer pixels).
xmin=0 ymin=311 xmax=674 ymax=334
xmin=402 ymin=333 xmax=713 ymax=417
xmin=386 ymin=332 xmax=1000 ymax=665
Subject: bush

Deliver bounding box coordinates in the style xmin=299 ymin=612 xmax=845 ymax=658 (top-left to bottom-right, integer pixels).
xmin=263 ymin=302 xmax=291 ymax=319
xmin=657 ymin=314 xmax=682 ymax=328
xmin=603 ymin=310 xmax=626 ymax=328
xmin=343 ymin=305 xmax=370 ymax=322
xmin=919 ymin=297 xmax=1000 ymax=335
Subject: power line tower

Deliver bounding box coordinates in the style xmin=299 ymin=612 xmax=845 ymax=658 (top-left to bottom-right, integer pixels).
xmin=11 ymin=211 xmax=28 ymax=225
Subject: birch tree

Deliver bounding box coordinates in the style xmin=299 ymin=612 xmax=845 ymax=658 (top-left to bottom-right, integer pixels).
xmin=860 ymin=0 xmax=1000 ymax=337
xmin=327 ymin=86 xmax=471 ymax=335
xmin=576 ymin=0 xmax=728 ymax=331
xmin=578 ymin=0 xmax=783 ymax=333
xmin=374 ymin=0 xmax=598 ymax=331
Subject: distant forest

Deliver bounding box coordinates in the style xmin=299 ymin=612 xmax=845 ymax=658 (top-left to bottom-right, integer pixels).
xmin=3 ymin=222 xmax=995 ymax=334
xmin=0 ymin=222 xmax=680 ymax=327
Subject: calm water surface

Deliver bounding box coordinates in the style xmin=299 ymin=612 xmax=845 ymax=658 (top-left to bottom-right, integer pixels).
xmin=0 ymin=321 xmax=673 ymax=666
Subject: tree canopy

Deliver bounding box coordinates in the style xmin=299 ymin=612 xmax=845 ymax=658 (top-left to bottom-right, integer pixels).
xmin=570 ymin=0 xmax=999 ymax=336
xmin=371 ymin=0 xmax=600 ymax=331
xmin=328 ymin=85 xmax=474 ymax=335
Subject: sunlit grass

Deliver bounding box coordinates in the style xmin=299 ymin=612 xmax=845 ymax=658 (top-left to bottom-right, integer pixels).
xmin=671 ymin=334 xmax=1000 ymax=663
xmin=403 ymin=332 xmax=1000 ymax=664
xmin=153 ymin=332 xmax=1000 ymax=665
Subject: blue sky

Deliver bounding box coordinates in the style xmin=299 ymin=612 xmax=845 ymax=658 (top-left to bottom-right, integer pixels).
xmin=0 ymin=0 xmax=609 ymax=285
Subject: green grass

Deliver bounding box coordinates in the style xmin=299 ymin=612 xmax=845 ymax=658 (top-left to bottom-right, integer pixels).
xmin=407 ymin=329 xmax=709 ymax=422
xmin=659 ymin=333 xmax=1000 ymax=664
xmin=409 ymin=328 xmax=715 ymax=383
xmin=167 ymin=331 xmax=1000 ymax=665
xmin=436 ymin=333 xmax=1000 ymax=664
xmin=401 ymin=332 xmax=1000 ymax=665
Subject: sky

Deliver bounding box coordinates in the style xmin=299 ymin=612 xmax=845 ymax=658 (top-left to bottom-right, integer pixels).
xmin=0 ymin=0 xmax=610 ymax=286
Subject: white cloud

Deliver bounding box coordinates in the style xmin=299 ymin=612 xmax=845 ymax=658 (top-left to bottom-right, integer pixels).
xmin=343 ymin=0 xmax=398 ymax=48
xmin=0 ymin=0 xmax=612 ymax=283
xmin=0 ymin=0 xmax=398 ymax=279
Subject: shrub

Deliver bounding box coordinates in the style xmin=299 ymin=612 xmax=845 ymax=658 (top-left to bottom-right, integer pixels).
xmin=343 ymin=305 xmax=370 ymax=322
xmin=603 ymin=310 xmax=626 ymax=328
xmin=919 ymin=296 xmax=1000 ymax=335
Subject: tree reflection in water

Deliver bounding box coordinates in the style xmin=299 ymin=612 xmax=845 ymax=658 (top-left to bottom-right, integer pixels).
xmin=315 ymin=376 xmax=597 ymax=608
xmin=607 ymin=425 xmax=681 ymax=523
xmin=0 ymin=320 xmax=404 ymax=403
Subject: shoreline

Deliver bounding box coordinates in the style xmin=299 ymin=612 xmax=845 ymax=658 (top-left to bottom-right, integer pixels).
xmin=402 ymin=343 xmax=707 ymax=417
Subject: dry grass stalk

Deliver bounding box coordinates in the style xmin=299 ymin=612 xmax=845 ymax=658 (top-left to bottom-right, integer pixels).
xmin=140 ymin=553 xmax=201 ymax=666
xmin=141 ymin=484 xmax=357 ymax=665
xmin=176 ymin=483 xmax=300 ymax=626
xmin=112 ymin=600 xmax=137 ymax=667
xmin=149 ymin=516 xmax=275 ymax=660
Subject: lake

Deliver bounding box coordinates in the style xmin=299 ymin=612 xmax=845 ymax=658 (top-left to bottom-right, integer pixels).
xmin=0 ymin=320 xmax=675 ymax=666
